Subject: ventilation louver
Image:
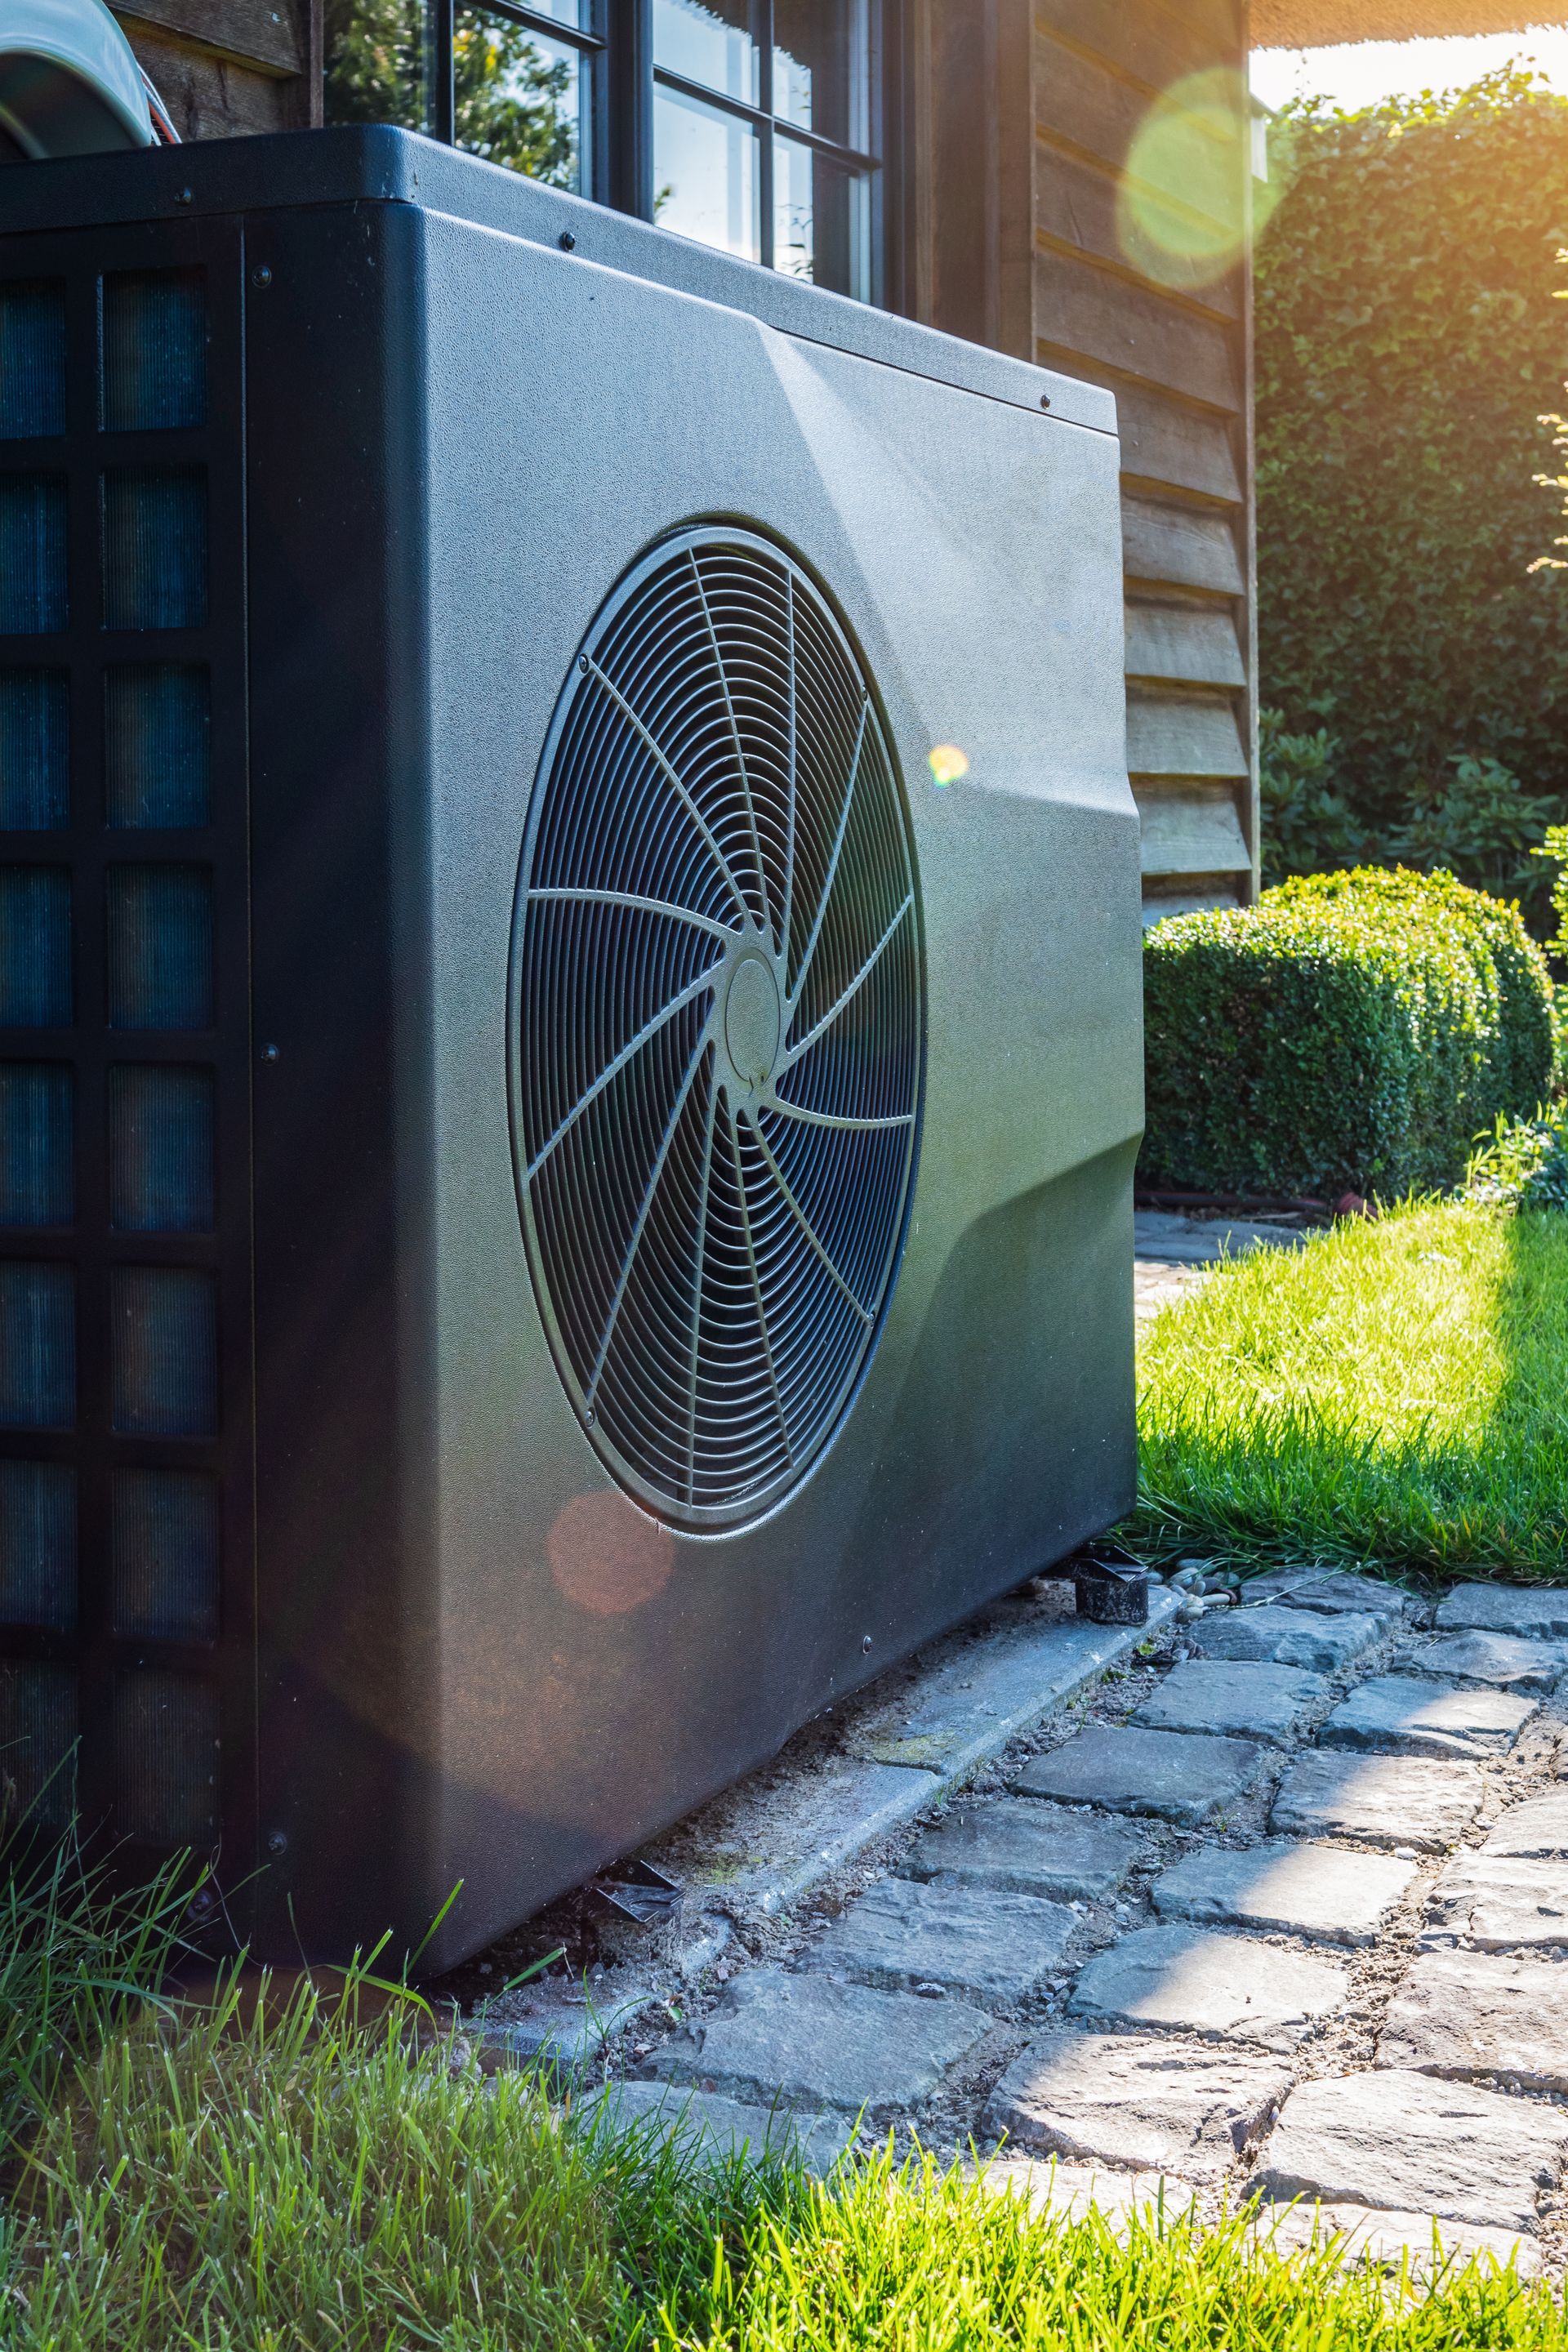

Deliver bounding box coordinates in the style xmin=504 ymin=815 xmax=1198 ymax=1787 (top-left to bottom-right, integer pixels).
xmin=512 ymin=529 xmax=923 ymax=1529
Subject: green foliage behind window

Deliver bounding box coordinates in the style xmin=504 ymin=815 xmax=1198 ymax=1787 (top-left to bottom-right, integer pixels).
xmin=325 ymin=0 xmax=578 ymax=186
xmin=1256 ymin=72 xmax=1568 ymax=893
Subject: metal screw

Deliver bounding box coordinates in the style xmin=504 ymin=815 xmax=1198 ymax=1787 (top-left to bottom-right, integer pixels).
xmin=578 ymin=655 xmax=590 ymax=673
xmin=175 ymin=187 xmax=193 ymax=205
xmin=267 ymin=1829 xmax=288 ymax=1857
xmin=261 ymin=1043 xmax=279 ymax=1064
xmin=559 ymin=230 xmax=577 ymax=252
xmin=252 ymin=265 xmax=273 ymax=289
xmin=585 ymin=1409 xmax=595 ymax=1425
xmin=1039 ymin=393 xmax=1052 ymax=410
xmin=862 ymin=1633 xmax=873 ymax=1654
xmin=187 ymin=1886 xmax=214 ymax=1916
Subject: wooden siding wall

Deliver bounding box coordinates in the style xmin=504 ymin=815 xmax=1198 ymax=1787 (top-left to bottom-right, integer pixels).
xmin=114 ymin=0 xmax=322 ymax=140
xmin=911 ymin=0 xmax=1259 ymax=924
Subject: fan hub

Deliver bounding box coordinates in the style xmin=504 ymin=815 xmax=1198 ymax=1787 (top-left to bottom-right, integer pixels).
xmin=722 ymin=951 xmax=782 ymax=1093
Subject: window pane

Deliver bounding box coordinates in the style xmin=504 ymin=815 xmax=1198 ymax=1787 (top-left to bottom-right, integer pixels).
xmin=654 ymin=0 xmax=759 ymax=106
xmin=323 ymin=0 xmax=428 ymax=132
xmin=776 ymin=136 xmax=872 ymax=299
xmin=654 ymin=86 xmax=760 ymax=262
xmin=773 ymin=0 xmax=870 ymax=148
xmin=454 ymin=9 xmax=588 ymax=191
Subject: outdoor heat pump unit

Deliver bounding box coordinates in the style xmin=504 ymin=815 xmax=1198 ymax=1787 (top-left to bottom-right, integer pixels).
xmin=0 ymin=128 xmax=1141 ymax=1968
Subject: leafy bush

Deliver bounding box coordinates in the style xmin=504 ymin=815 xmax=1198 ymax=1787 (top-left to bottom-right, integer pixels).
xmin=1142 ymin=868 xmax=1556 ymax=1198
xmin=1469 ymin=1103 xmax=1568 ymax=1210
xmin=1257 ymin=73 xmax=1568 ymax=869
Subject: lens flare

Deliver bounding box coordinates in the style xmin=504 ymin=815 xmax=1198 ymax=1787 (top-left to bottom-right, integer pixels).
xmin=929 ymin=744 xmax=969 ymax=786
xmin=548 ymin=1489 xmax=675 ymax=1617
xmin=1116 ymin=70 xmax=1279 ymax=292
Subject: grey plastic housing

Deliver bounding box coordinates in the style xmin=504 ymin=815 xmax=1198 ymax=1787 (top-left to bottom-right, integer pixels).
xmin=4 ymin=128 xmax=1141 ymax=1967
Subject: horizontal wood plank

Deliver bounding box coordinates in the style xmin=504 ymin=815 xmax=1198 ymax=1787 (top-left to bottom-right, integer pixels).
xmin=1123 ymin=495 xmax=1245 ymax=596
xmin=1135 ymin=784 xmax=1253 ymax=875
xmin=1036 ymin=0 xmax=1242 ymax=100
xmin=1035 ymin=36 xmax=1244 ymax=238
xmin=1125 ymin=601 xmax=1246 ymax=688
xmin=1034 ymin=145 xmax=1241 ymax=318
xmin=115 ymin=0 xmax=302 ymax=74
xmin=1035 ymin=249 xmax=1241 ymax=411
xmin=1142 ymin=875 xmax=1246 ymax=925
xmin=1128 ymin=692 xmax=1249 ymax=779
xmin=1060 ymin=366 xmax=1242 ymax=503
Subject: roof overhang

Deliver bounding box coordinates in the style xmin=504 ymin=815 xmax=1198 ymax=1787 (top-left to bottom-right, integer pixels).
xmin=1254 ymin=2 xmax=1565 ymax=45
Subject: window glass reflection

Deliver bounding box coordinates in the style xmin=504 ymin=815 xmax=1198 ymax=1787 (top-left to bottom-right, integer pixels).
xmin=653 ymin=0 xmax=759 ymax=106
xmin=773 ymin=0 xmax=867 ymax=148
xmin=654 ymin=87 xmax=760 ymax=261
xmin=454 ymin=8 xmax=587 ymax=189
xmin=776 ymin=136 xmax=870 ymax=297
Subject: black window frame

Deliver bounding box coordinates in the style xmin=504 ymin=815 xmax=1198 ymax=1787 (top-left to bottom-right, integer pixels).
xmin=418 ymin=0 xmax=898 ymax=308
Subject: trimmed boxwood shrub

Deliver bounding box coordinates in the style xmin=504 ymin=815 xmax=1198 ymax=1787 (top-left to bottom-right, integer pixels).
xmin=1142 ymin=868 xmax=1557 ymax=1199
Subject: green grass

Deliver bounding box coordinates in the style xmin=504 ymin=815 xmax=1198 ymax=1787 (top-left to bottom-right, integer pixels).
xmin=1125 ymin=1198 xmax=1568 ymax=1583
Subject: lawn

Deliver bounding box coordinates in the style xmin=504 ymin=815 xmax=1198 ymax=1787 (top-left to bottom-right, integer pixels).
xmin=1126 ymin=1197 xmax=1568 ymax=1584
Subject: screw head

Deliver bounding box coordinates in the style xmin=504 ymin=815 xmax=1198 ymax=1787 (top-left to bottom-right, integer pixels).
xmin=187 ymin=1886 xmax=214 ymax=1917
xmin=252 ymin=265 xmax=273 ymax=289
xmin=578 ymin=654 xmax=590 ymax=674
xmin=1039 ymin=393 xmax=1052 ymax=410
xmin=862 ymin=1633 xmax=873 ymax=1654
xmin=260 ymin=1042 xmax=279 ymax=1064
xmin=267 ymin=1829 xmax=288 ymax=1857
xmin=559 ymin=230 xmax=577 ymax=252
xmin=175 ymin=187 xmax=193 ymax=205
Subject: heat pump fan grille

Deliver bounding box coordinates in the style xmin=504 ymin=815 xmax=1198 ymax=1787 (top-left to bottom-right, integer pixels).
xmin=513 ymin=528 xmax=923 ymax=1529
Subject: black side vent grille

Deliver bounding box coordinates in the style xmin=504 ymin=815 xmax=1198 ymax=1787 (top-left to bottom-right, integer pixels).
xmin=513 ymin=528 xmax=923 ymax=1530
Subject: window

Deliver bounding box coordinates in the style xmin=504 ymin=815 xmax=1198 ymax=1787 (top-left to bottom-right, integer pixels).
xmin=323 ymin=0 xmax=887 ymax=305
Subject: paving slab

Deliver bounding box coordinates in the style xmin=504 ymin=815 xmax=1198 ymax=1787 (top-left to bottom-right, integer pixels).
xmin=587 ymin=2080 xmax=854 ymax=2174
xmin=1423 ymin=1853 xmax=1568 ymax=1951
xmin=479 ymin=1986 xmax=657 ymax=2068
xmin=1067 ymin=1925 xmax=1348 ymax=2051
xmin=1015 ymin=1726 xmax=1267 ymax=1828
xmin=1381 ymin=1949 xmax=1568 ymax=2091
xmin=1131 ymin=1660 xmax=1328 ymax=1747
xmin=800 ymin=1876 xmax=1076 ymax=2010
xmin=1483 ymin=1787 xmax=1568 ymax=1858
xmin=1190 ymin=1606 xmax=1384 ymax=1675
xmin=978 ymin=2154 xmax=1205 ymax=2229
xmin=1247 ymin=2068 xmax=1568 ymax=2233
xmin=1436 ymin=1584 xmax=1568 ymax=1642
xmin=1152 ymin=1840 xmax=1417 ymax=1947
xmin=903 ymin=1797 xmax=1149 ymax=1903
xmin=843 ymin=1593 xmax=1181 ymax=1780
xmin=1254 ymin=2201 xmax=1543 ymax=2281
xmin=650 ymin=1967 xmax=993 ymax=2116
xmin=1245 ymin=1571 xmax=1419 ymax=1624
xmin=1270 ymin=1751 xmax=1484 ymax=1852
xmin=982 ymin=2029 xmax=1290 ymax=2180
xmin=1395 ymin=1629 xmax=1568 ymax=1695
xmin=1319 ymin=1674 xmax=1536 ymax=1762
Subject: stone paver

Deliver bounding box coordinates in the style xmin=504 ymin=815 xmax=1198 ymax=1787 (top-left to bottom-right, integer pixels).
xmin=1191 ymin=1606 xmax=1384 ymax=1675
xmin=1248 ymin=2069 xmax=1568 ymax=2233
xmin=1381 ymin=1949 xmax=1568 ymax=2092
xmin=1422 ymin=1853 xmax=1568 ymax=1952
xmin=800 ymin=1877 xmax=1075 ymax=2010
xmin=1319 ymin=1674 xmax=1536 ymax=1762
xmin=1396 ymin=1629 xmax=1568 ymax=1695
xmin=904 ymin=1797 xmax=1148 ymax=1902
xmin=978 ymin=2154 xmax=1204 ymax=2227
xmin=1437 ymin=1584 xmax=1568 ymax=1642
xmin=1067 ymin=1926 xmax=1348 ymax=2051
xmin=1152 ymin=1840 xmax=1417 ymax=1947
xmin=1015 ymin=1726 xmax=1266 ymax=1827
xmin=1246 ymin=1571 xmax=1418 ymax=1624
xmin=1131 ymin=1660 xmax=1327 ymax=1748
xmin=1483 ymin=1787 xmax=1568 ymax=1858
xmin=590 ymin=2080 xmax=853 ymax=2173
xmin=1255 ymin=2202 xmax=1543 ymax=2281
xmin=652 ymin=1967 xmax=993 ymax=2116
xmin=982 ymin=2029 xmax=1289 ymax=2180
xmin=1270 ymin=1751 xmax=1484 ymax=1851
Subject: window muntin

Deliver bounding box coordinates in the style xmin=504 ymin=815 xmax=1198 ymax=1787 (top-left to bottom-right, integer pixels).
xmin=323 ymin=0 xmax=884 ymax=304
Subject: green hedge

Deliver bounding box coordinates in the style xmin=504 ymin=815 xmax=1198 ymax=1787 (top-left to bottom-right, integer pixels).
xmin=1142 ymin=869 xmax=1557 ymax=1199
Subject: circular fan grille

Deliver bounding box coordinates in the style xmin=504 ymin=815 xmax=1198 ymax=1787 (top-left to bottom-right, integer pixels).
xmin=510 ymin=527 xmax=924 ymax=1530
